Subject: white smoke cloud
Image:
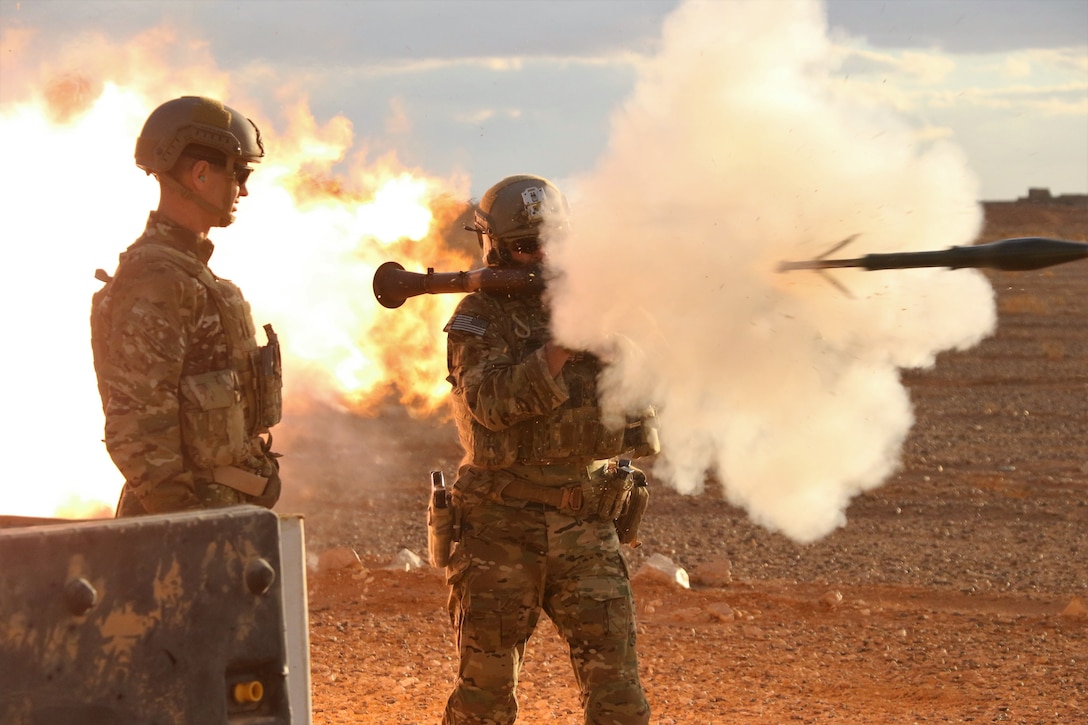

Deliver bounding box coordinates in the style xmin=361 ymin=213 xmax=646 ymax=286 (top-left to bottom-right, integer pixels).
xmin=546 ymin=0 xmax=997 ymax=542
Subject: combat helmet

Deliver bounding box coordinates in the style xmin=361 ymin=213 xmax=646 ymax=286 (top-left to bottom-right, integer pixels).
xmin=135 ymin=96 xmax=264 ymax=175
xmin=473 ymin=175 xmax=570 ymax=266
xmin=135 ymin=96 xmax=264 ymax=226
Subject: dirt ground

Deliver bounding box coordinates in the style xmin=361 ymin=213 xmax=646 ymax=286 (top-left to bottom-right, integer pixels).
xmin=283 ymin=201 xmax=1088 ymax=724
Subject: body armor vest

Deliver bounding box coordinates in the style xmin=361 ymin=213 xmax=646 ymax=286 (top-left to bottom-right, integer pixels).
xmin=91 ymin=243 xmax=282 ymax=473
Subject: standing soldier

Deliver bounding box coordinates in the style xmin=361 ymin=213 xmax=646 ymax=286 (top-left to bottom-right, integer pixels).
xmin=441 ymin=174 xmax=658 ymax=724
xmin=91 ymin=96 xmax=283 ymax=517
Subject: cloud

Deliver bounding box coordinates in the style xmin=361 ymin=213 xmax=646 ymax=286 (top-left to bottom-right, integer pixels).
xmin=927 ymin=82 xmax=1088 ymax=115
xmin=898 ymin=50 xmax=958 ymax=84
xmin=1002 ymin=47 xmax=1088 ymax=78
xmin=1004 ymin=56 xmax=1034 ymax=80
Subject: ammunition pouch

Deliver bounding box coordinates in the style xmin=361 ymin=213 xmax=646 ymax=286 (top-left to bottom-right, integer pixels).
xmin=178 ymin=368 xmax=250 ymax=468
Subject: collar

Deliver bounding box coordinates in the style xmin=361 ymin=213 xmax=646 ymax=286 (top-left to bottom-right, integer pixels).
xmin=137 ymin=211 xmax=215 ymax=264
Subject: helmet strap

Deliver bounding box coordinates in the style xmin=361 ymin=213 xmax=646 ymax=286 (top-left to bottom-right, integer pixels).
xmin=217 ymin=156 xmax=237 ymax=226
xmin=159 ymin=163 xmax=235 ymax=227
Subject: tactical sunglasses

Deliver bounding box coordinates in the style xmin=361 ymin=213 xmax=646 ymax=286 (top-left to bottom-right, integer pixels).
xmin=231 ymin=165 xmax=254 ymax=186
xmin=185 ymin=154 xmax=253 ymax=185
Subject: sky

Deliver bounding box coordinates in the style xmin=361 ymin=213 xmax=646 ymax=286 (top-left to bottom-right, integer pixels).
xmin=1 ymin=0 xmax=1085 ymax=201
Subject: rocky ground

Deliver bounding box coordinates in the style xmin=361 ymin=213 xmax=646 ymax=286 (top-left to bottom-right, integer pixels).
xmin=280 ymin=201 xmax=1088 ymax=724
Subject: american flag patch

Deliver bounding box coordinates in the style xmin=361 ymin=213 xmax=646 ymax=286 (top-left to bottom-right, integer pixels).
xmin=446 ymin=314 xmax=490 ymax=336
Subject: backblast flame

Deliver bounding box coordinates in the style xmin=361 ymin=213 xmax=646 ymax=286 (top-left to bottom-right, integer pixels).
xmin=0 ymin=31 xmax=473 ymax=517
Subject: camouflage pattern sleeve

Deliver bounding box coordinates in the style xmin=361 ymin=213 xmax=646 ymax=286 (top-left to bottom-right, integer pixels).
xmin=98 ymin=265 xmax=203 ymax=512
xmin=446 ymin=294 xmax=569 ymax=432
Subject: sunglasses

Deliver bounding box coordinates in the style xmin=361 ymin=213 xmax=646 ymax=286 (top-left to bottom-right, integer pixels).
xmin=232 ymin=165 xmax=253 ymax=186
xmin=186 ymin=154 xmax=253 ymax=185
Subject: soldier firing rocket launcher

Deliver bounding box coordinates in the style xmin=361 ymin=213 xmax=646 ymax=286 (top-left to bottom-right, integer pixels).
xmin=777 ymin=236 xmax=1088 ymax=274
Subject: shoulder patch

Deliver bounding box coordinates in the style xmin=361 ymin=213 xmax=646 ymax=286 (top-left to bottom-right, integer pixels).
xmin=444 ymin=314 xmax=490 ymax=336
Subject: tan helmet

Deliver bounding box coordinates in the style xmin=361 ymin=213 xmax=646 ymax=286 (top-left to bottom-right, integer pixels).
xmin=473 ymin=174 xmax=570 ymax=266
xmin=136 ymin=96 xmax=264 ymax=226
xmin=135 ymin=96 xmax=264 ymax=175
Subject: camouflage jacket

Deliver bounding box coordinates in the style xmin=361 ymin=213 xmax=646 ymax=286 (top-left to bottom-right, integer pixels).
xmin=91 ymin=212 xmax=282 ymax=514
xmin=444 ymin=287 xmax=655 ymax=471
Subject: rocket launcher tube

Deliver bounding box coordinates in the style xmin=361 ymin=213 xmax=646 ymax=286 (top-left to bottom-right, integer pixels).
xmin=373 ymin=261 xmax=544 ymax=308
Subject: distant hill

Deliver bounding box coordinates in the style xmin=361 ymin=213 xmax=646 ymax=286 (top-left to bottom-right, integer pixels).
xmin=980 ymin=197 xmax=1088 ymax=244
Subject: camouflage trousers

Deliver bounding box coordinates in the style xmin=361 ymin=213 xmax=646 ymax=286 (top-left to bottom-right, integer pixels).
xmin=442 ymin=481 xmax=650 ymax=725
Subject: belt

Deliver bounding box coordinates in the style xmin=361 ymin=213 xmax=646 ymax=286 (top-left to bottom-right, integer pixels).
xmin=498 ymin=459 xmax=610 ymax=515
xmin=500 ymin=479 xmax=584 ymax=514
xmin=521 ymin=501 xmax=558 ymax=513
xmin=504 ymin=459 xmax=609 ymax=485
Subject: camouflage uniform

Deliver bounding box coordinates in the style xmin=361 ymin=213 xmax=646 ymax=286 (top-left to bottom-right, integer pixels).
xmin=91 ymin=212 xmax=282 ymax=516
xmin=442 ymin=288 xmax=652 ymax=725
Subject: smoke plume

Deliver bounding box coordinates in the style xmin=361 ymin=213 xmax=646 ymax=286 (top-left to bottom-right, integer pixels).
xmin=546 ymin=0 xmax=997 ymax=542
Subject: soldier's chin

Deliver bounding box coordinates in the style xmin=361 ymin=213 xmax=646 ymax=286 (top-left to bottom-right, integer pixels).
xmin=216 ymin=212 xmax=237 ymax=227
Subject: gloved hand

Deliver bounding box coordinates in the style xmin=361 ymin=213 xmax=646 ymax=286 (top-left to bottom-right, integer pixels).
xmin=250 ymin=468 xmax=282 ymax=509
xmin=249 ymin=451 xmax=282 ymax=509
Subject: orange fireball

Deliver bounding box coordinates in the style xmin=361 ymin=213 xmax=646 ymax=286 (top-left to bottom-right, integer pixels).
xmin=0 ymin=34 xmax=476 ymax=517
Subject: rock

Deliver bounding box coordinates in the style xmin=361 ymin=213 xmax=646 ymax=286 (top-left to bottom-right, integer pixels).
xmin=818 ymin=590 xmax=844 ymax=609
xmin=708 ymin=602 xmax=735 ymax=622
xmin=690 ymin=559 xmax=732 ymax=587
xmin=385 ymin=548 xmax=425 ymax=571
xmin=315 ymin=546 xmax=363 ymax=572
xmin=633 ymin=553 xmax=690 ymax=589
xmin=742 ymin=624 xmax=764 ymax=639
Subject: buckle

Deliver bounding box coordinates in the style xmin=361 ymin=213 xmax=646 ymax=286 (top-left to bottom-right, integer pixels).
xmin=560 ymin=485 xmax=584 ymax=513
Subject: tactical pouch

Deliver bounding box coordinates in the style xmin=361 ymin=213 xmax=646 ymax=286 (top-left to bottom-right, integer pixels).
xmin=594 ymin=467 xmax=635 ymax=521
xmin=427 ymin=473 xmax=456 ymax=568
xmin=596 ymin=460 xmax=649 ymax=547
xmin=614 ymin=478 xmax=649 ymax=547
xmin=252 ymin=324 xmax=283 ymax=430
xmin=178 ymin=368 xmax=249 ymax=468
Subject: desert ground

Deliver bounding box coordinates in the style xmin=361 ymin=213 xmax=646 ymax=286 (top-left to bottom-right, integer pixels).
xmin=280 ymin=200 xmax=1087 ymax=724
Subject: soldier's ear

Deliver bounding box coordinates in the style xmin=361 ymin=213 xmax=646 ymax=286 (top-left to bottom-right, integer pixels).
xmin=192 ymin=160 xmax=211 ymax=186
